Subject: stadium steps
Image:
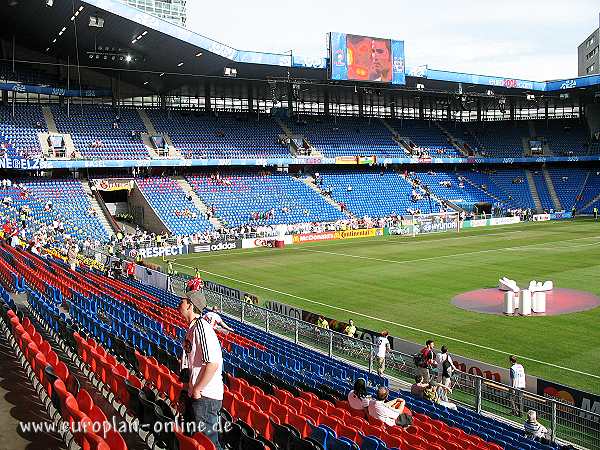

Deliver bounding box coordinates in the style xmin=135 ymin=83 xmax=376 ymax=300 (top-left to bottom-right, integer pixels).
xmin=460 ymin=175 xmax=506 ymax=205
xmin=39 ymin=107 xmax=80 ymax=159
xmin=175 ymin=177 xmax=224 ymax=229
xmin=543 ymin=169 xmax=562 ymax=210
xmin=434 ymin=122 xmax=469 ymax=156
xmin=380 ymin=119 xmax=412 ymax=154
xmin=273 ymin=116 xmax=293 ymax=138
xmin=404 ymin=174 xmax=460 ymax=212
xmin=525 ymin=170 xmax=543 ymax=212
xmin=579 ymin=191 xmax=600 ymax=213
xmin=300 ymin=176 xmax=352 ymax=217
xmin=81 ymin=181 xmax=116 ymax=238
xmin=528 ymin=120 xmax=536 ymax=138
xmin=273 ymin=117 xmax=320 ymax=157
xmin=138 ymin=109 xmax=183 ymax=159
xmin=41 ymin=106 xmax=58 ymax=133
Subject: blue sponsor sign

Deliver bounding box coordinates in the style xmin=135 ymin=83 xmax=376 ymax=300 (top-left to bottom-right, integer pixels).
xmin=0 ymin=83 xmax=111 ymax=97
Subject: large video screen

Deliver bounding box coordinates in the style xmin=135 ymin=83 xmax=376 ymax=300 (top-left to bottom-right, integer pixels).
xmin=329 ymin=32 xmax=405 ymax=84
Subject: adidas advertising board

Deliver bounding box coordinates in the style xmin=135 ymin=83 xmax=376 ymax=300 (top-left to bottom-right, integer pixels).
xmin=190 ymin=240 xmax=242 ymax=253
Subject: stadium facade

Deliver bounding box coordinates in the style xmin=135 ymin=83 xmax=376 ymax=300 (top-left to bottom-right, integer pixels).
xmin=119 ymin=0 xmax=187 ymax=27
xmin=578 ymin=27 xmax=600 ymax=76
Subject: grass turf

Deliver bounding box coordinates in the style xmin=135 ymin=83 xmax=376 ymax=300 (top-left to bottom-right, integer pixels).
xmin=153 ymin=218 xmax=600 ymax=394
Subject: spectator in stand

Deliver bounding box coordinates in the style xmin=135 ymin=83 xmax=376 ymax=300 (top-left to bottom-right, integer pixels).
xmin=178 ymin=292 xmax=223 ymax=448
xmin=375 ymin=330 xmax=390 ymax=376
xmin=524 ymin=410 xmax=550 ymax=444
xmin=344 ymin=319 xmax=357 ymax=337
xmin=411 ymin=374 xmax=429 ymax=398
xmin=423 ymin=381 xmax=457 ymax=411
xmin=509 ymin=355 xmax=526 ymax=416
xmin=416 ymin=340 xmax=436 ymax=382
xmin=203 ymin=306 xmax=234 ymax=333
xmin=316 ymin=315 xmax=329 ymax=330
xmin=367 ymin=386 xmax=406 ymax=426
xmin=435 ymin=345 xmax=454 ymax=387
xmin=347 ymin=378 xmax=371 ymax=417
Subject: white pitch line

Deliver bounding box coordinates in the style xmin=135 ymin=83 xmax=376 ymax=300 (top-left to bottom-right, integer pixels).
xmin=294 ymin=234 xmax=600 ymax=265
xmin=172 ymin=229 xmax=528 ymax=261
xmin=172 ymin=260 xmax=600 ymax=380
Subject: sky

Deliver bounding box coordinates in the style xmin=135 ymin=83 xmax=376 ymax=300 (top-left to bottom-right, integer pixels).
xmin=187 ymin=0 xmax=599 ymax=81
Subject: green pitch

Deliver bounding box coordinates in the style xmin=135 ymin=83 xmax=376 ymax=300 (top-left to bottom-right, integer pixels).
xmin=154 ymin=219 xmax=600 ymax=393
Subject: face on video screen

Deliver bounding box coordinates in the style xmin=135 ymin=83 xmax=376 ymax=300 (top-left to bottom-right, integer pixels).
xmin=347 ymin=34 xmax=392 ymax=82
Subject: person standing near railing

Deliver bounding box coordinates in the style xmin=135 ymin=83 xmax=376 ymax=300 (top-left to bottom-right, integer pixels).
xmin=375 ymin=330 xmax=390 ymax=376
xmin=509 ymin=355 xmax=526 ymax=416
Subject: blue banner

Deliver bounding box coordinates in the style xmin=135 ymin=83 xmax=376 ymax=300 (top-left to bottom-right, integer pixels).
xmin=391 ymin=40 xmax=406 ymax=85
xmin=550 ymin=212 xmax=573 ymax=220
xmin=2 ymin=153 xmax=599 ymax=171
xmin=0 ymin=83 xmax=111 ymax=98
xmin=329 ymin=32 xmax=348 ymax=81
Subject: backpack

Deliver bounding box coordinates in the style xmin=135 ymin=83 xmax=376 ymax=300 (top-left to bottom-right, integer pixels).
xmin=423 ymin=387 xmax=438 ymax=402
xmin=396 ymin=413 xmax=413 ymax=428
xmin=442 ymin=355 xmax=453 ymax=378
xmin=413 ymin=352 xmax=425 ymax=367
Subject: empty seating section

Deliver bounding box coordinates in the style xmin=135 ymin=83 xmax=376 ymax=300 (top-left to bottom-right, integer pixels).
xmin=51 ymin=105 xmax=150 ymax=159
xmin=389 ymin=119 xmax=462 ymax=157
xmin=455 ymin=121 xmax=528 ymax=157
xmin=548 ymin=168 xmax=588 ymax=211
xmin=319 ymin=170 xmax=438 ymax=217
xmin=489 ymin=170 xmax=537 ymax=209
xmin=284 ymin=116 xmax=401 ymax=157
xmin=578 ymin=172 xmax=600 ymax=213
xmin=530 ymin=171 xmax=554 ymax=211
xmin=0 ymin=244 xmax=562 ymax=450
xmin=0 ymin=104 xmax=45 ymax=159
xmin=186 ymin=172 xmax=345 ymax=227
xmin=0 ymin=179 xmax=109 ymax=242
xmin=135 ymin=177 xmax=213 ymax=235
xmin=0 ymin=62 xmax=61 ymax=86
xmin=147 ymin=110 xmax=290 ymax=159
xmin=414 ymin=172 xmax=501 ymax=208
xmin=534 ymin=119 xmax=589 ymax=156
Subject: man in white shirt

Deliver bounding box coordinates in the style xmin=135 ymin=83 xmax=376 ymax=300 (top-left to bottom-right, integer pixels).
xmin=367 ymin=387 xmax=405 ymax=426
xmin=509 ymin=355 xmax=526 ymax=416
xmin=179 ymin=291 xmax=224 ymax=449
xmin=375 ymin=330 xmax=390 ymax=376
xmin=435 ymin=345 xmax=454 ymax=387
xmin=203 ymin=306 xmax=234 ymax=333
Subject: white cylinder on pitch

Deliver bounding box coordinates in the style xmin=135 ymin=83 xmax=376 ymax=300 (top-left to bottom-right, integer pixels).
xmin=504 ymin=291 xmax=515 ymax=315
xmin=534 ymin=292 xmax=546 ymax=313
xmin=520 ymin=289 xmax=532 ymax=315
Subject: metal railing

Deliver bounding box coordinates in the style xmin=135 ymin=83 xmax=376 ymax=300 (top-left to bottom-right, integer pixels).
xmin=201 ymin=287 xmax=599 ymax=449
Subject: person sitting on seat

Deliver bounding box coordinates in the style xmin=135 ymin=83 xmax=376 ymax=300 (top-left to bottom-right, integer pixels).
xmin=367 ymin=386 xmax=406 ymax=426
xmin=347 ymin=378 xmax=371 ymax=417
xmin=524 ymin=410 xmax=550 ymax=444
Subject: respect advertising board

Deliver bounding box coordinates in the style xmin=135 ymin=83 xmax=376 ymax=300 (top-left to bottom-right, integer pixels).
xmin=128 ymin=244 xmax=188 ymax=259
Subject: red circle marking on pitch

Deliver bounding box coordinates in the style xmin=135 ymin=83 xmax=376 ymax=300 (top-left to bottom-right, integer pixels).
xmin=452 ymin=288 xmax=600 ymax=316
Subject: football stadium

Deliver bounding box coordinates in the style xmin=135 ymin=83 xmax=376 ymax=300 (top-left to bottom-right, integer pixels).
xmin=0 ymin=1 xmax=599 ymax=449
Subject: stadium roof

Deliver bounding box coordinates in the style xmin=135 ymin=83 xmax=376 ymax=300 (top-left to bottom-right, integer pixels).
xmin=2 ymin=0 xmax=600 ymax=102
